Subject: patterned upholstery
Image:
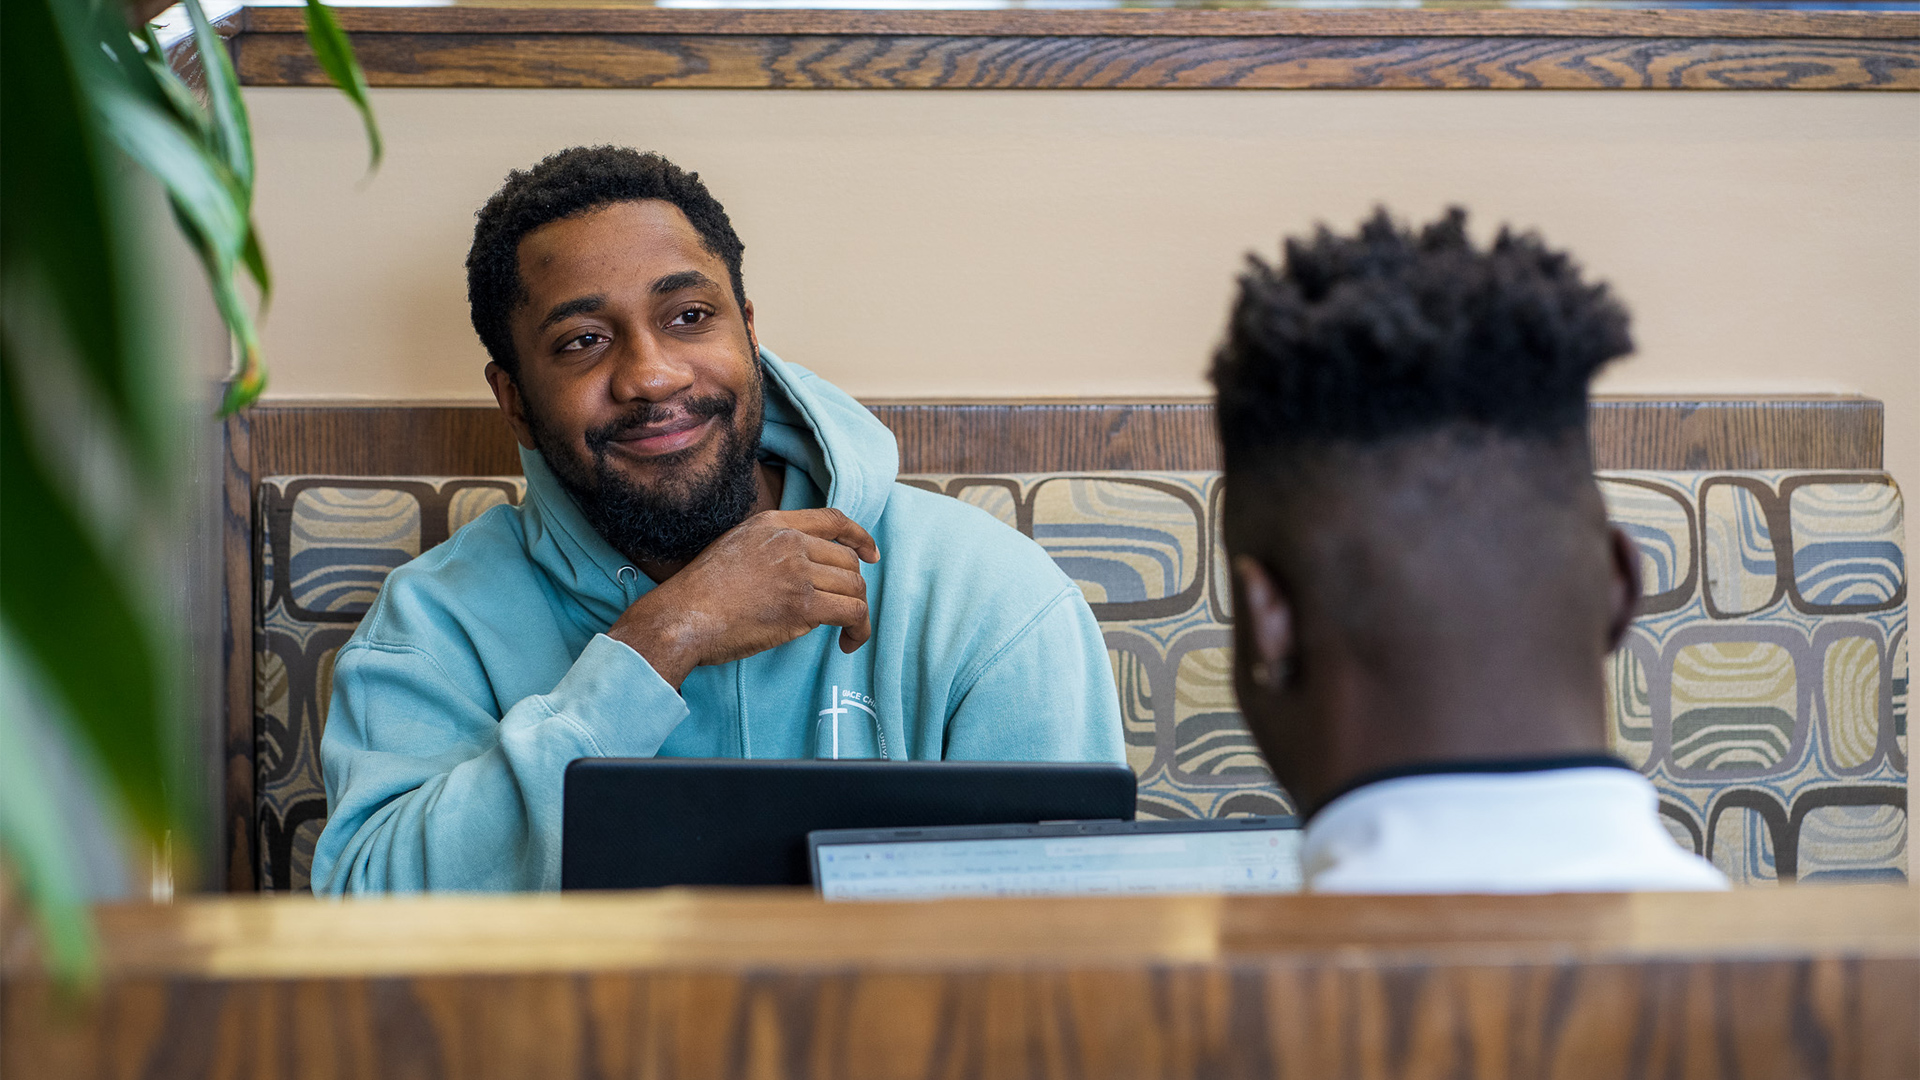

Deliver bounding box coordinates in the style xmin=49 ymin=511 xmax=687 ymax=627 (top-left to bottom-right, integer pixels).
xmin=898 ymin=474 xmax=1284 ymax=822
xmin=1599 ymin=472 xmax=1908 ymax=884
xmin=253 ymin=470 xmax=1907 ymax=892
xmin=254 ymin=477 xmax=528 ymax=891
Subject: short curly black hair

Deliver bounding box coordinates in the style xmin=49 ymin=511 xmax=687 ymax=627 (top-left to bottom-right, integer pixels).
xmin=466 ymin=146 xmax=747 ymax=377
xmin=1210 ymin=206 xmax=1631 ymax=473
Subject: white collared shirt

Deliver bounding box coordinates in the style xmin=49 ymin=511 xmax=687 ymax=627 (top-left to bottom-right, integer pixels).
xmin=1302 ymin=766 xmax=1730 ymax=894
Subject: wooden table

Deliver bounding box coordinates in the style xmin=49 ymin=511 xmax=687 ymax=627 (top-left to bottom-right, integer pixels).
xmin=5 ymin=887 xmax=1916 ymax=1078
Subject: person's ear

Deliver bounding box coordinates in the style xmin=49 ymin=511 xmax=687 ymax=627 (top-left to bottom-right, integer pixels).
xmin=485 ymin=362 xmax=537 ymax=451
xmin=741 ymin=296 xmax=759 ymax=357
xmin=1604 ymin=525 xmax=1643 ymax=652
xmin=1232 ymin=555 xmax=1295 ymax=695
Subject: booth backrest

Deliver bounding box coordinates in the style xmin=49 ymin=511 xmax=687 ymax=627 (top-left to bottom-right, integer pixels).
xmin=251 ymin=467 xmax=1906 ymax=893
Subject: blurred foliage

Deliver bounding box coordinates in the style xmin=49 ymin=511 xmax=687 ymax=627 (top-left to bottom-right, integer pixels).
xmin=0 ymin=0 xmax=379 ymax=985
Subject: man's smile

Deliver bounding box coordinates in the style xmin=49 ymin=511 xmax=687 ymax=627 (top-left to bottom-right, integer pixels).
xmin=607 ymin=413 xmax=718 ymax=459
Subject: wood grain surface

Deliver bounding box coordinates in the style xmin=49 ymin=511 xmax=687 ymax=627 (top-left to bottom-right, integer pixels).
xmin=222 ymin=413 xmax=257 ymax=893
xmin=244 ymin=402 xmax=524 ymax=479
xmin=234 ymin=395 xmax=1884 ymax=478
xmin=1585 ymin=394 xmax=1884 ymax=473
xmin=223 ymin=3 xmax=1920 ymax=90
xmin=233 ymin=5 xmax=1920 ymax=40
xmin=233 ymin=29 xmax=1920 ymax=90
xmin=6 ymin=889 xmax=1917 ymax=1079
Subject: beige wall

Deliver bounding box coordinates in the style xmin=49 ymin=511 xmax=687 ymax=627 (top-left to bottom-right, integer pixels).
xmin=246 ymin=88 xmax=1920 ymax=496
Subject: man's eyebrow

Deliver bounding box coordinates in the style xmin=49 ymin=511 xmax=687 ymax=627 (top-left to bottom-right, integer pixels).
xmin=651 ymin=270 xmax=719 ymax=296
xmin=538 ymin=294 xmax=605 ymax=331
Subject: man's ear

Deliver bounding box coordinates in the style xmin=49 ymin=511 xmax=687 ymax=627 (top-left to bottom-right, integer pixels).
xmin=1605 ymin=525 xmax=1643 ymax=653
xmin=742 ymin=297 xmax=759 ymax=358
xmin=1231 ymin=555 xmax=1295 ymax=693
xmin=485 ymin=362 xmax=537 ymax=451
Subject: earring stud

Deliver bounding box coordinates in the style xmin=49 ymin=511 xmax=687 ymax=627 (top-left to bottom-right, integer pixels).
xmin=1249 ymin=658 xmax=1291 ymax=690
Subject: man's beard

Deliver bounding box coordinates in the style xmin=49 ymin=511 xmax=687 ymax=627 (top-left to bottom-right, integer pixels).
xmin=527 ymin=371 xmax=766 ymax=566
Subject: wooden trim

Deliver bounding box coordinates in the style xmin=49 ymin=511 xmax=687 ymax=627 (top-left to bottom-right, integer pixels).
xmin=227 ymin=4 xmax=1920 ymax=91
xmin=235 ymin=7 xmax=1920 ymax=40
xmin=7 ymin=890 xmax=1918 ymax=1076
xmin=878 ymin=396 xmax=1888 ymax=472
xmin=1588 ymin=394 xmax=1884 ymax=472
xmin=221 ymin=414 xmax=257 ymax=893
xmin=235 ymin=394 xmax=1884 ymax=476
xmin=234 ymin=29 xmax=1920 ymax=91
xmin=244 ymin=403 xmax=523 ymax=479
xmin=217 ymin=394 xmax=1884 ymax=889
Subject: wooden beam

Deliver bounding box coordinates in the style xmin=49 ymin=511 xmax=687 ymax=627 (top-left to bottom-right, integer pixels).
xmin=234 ymin=7 xmax=1920 ymax=40
xmin=243 ymin=402 xmax=522 ymax=479
xmin=227 ymin=5 xmax=1920 ymax=91
xmin=1587 ymin=394 xmax=1884 ymax=472
xmin=235 ymin=29 xmax=1920 ymax=91
xmin=221 ymin=413 xmax=257 ymax=892
xmin=233 ymin=395 xmax=1885 ymax=478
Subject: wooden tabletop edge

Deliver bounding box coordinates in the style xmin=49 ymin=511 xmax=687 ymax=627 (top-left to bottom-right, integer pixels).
xmin=5 ymin=888 xmax=1913 ymax=981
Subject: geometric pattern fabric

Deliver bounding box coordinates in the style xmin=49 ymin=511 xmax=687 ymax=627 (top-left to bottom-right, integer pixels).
xmin=254 ymin=470 xmax=1906 ymax=891
xmin=1599 ymin=471 xmax=1907 ymax=884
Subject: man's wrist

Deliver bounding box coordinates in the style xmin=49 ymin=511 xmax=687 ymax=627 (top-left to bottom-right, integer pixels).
xmin=607 ymin=601 xmax=700 ymax=690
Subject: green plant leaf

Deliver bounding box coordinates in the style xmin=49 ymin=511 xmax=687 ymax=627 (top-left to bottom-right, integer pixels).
xmin=2 ymin=11 xmax=183 ymax=986
xmin=0 ymin=352 xmax=172 ymax=844
xmin=166 ymin=199 xmax=267 ymax=415
xmin=183 ymin=0 xmax=255 ymax=196
xmin=3 ymin=0 xmax=163 ymax=473
xmin=208 ymin=261 xmax=267 ymax=415
xmin=97 ymin=84 xmax=248 ymax=269
xmin=220 ymin=361 xmax=269 ymax=416
xmin=243 ymin=219 xmax=273 ymax=306
xmin=135 ymin=23 xmax=214 ymax=144
xmin=304 ymin=0 xmax=383 ymax=170
xmin=0 ymin=637 xmax=98 ymax=991
xmin=92 ymin=78 xmax=269 ymax=405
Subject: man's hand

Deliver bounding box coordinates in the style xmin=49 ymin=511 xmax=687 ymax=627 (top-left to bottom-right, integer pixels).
xmin=606 ymin=509 xmax=880 ymax=690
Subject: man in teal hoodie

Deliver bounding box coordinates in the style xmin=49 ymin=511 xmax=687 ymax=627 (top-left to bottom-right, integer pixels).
xmin=311 ymin=147 xmax=1125 ymax=893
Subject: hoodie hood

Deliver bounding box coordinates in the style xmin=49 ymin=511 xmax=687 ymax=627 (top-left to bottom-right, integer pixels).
xmin=754 ymin=347 xmax=899 ymax=533
xmin=513 ymin=347 xmax=900 ymax=625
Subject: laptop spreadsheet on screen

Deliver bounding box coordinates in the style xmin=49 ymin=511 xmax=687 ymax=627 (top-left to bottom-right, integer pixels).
xmin=809 ymin=816 xmax=1304 ymax=901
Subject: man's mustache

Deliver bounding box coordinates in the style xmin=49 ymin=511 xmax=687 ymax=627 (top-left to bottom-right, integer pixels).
xmin=585 ymin=393 xmax=737 ymax=453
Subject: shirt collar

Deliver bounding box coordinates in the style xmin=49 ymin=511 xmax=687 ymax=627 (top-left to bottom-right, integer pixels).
xmin=1306 ymin=753 xmax=1636 ymax=822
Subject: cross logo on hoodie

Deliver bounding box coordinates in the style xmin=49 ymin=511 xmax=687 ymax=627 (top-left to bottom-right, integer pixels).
xmin=818 ymin=685 xmax=885 ymax=759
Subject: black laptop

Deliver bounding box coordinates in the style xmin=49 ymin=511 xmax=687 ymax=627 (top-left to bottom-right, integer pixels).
xmin=561 ymin=758 xmax=1137 ymax=890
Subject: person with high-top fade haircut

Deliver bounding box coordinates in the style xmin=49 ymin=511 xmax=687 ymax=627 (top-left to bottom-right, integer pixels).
xmin=311 ymin=147 xmax=1122 ymax=893
xmin=1213 ymin=209 xmax=1726 ymax=893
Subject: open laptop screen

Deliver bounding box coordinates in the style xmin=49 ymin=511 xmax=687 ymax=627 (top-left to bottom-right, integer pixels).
xmin=810 ymin=816 xmax=1302 ymax=900
xmin=562 ymin=758 xmax=1138 ymax=889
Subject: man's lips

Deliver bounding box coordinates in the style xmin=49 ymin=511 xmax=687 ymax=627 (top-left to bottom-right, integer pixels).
xmin=606 ymin=414 xmax=717 ymax=458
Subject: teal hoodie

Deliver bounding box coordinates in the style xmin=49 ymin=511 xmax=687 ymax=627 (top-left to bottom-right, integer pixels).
xmin=312 ymin=350 xmax=1125 ymax=893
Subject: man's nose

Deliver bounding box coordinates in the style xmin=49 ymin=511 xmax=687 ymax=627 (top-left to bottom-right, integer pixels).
xmin=608 ymin=331 xmax=695 ymax=403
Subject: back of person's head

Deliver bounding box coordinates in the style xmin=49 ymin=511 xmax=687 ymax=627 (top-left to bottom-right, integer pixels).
xmin=466 ymin=146 xmax=747 ymax=379
xmin=1211 ymin=207 xmax=1640 ymax=810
